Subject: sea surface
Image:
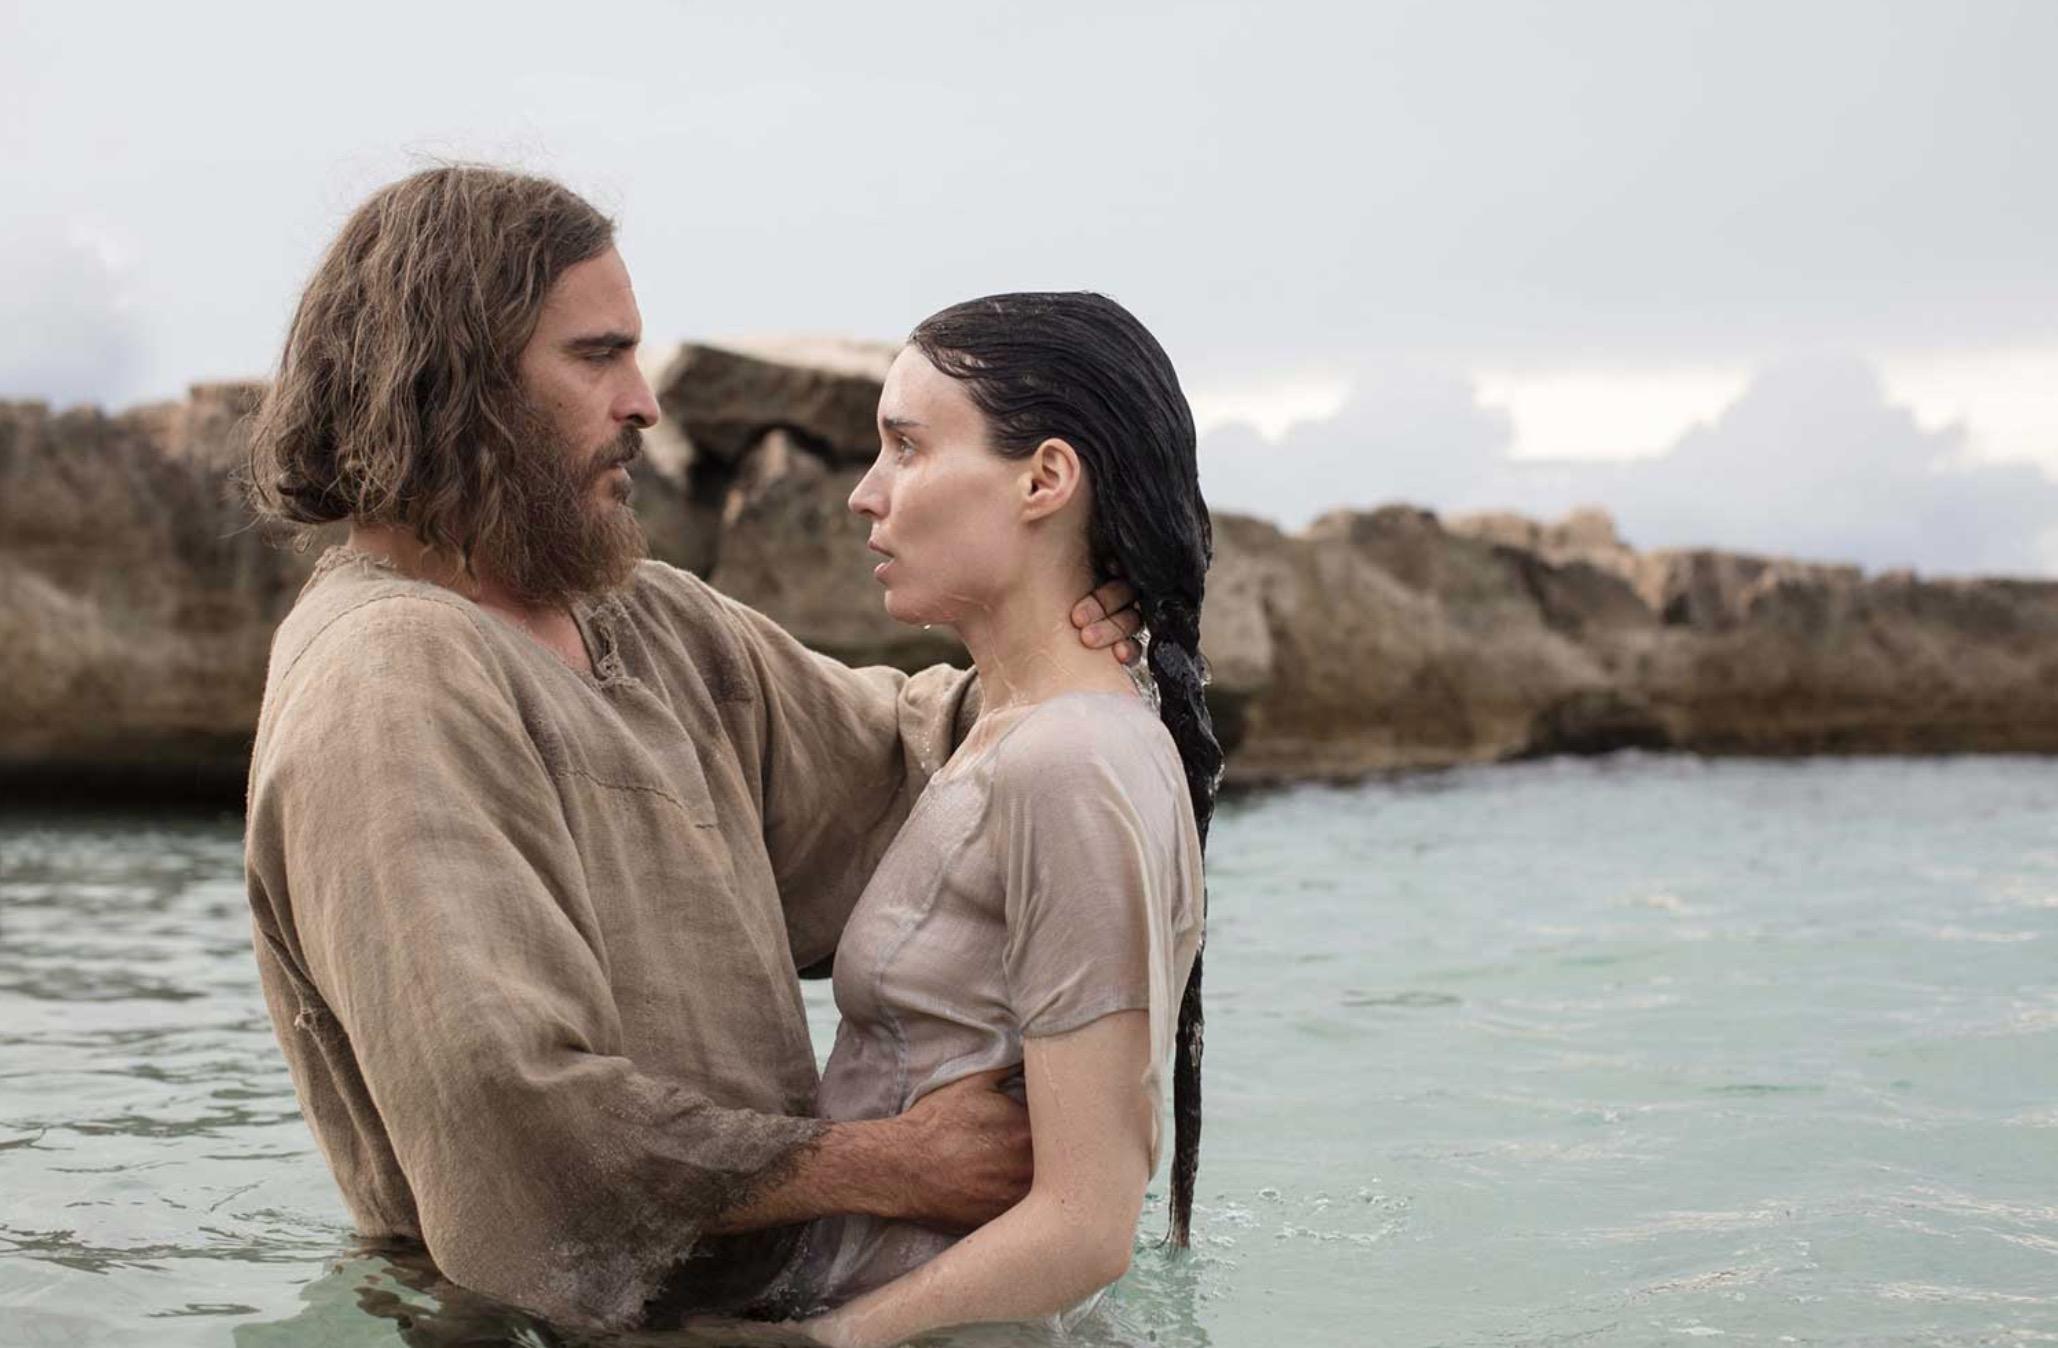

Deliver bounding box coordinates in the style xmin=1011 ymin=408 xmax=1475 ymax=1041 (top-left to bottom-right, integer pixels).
xmin=3 ymin=755 xmax=2056 ymax=1346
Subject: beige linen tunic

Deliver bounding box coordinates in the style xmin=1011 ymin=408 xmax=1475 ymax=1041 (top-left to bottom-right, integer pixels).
xmin=243 ymin=549 xmax=976 ymax=1330
xmin=796 ymin=690 xmax=1205 ymax=1304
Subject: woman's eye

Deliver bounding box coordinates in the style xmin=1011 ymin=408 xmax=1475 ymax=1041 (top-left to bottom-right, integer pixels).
xmin=895 ymin=437 xmax=916 ymax=460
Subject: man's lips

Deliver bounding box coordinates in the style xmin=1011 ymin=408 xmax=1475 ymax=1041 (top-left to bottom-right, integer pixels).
xmin=587 ymin=451 xmax=638 ymax=484
xmin=595 ymin=429 xmax=644 ymax=475
xmin=586 ymin=447 xmax=639 ymax=493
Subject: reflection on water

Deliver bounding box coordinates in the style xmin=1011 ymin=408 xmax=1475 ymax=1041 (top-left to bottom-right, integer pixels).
xmin=233 ymin=1248 xmax=576 ymax=1348
xmin=5 ymin=755 xmax=2058 ymax=1345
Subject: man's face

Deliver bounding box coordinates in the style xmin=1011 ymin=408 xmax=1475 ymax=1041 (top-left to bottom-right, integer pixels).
xmin=516 ymin=246 xmax=661 ymax=508
xmin=469 ymin=246 xmax=659 ymax=607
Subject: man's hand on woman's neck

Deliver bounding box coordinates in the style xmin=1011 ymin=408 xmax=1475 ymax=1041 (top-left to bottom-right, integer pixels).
xmin=959 ymin=585 xmax=1139 ymax=717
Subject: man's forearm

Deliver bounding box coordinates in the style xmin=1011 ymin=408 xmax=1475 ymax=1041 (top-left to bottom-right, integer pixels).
xmin=709 ymin=1068 xmax=1034 ymax=1234
xmin=707 ymin=1118 xmax=911 ymax=1234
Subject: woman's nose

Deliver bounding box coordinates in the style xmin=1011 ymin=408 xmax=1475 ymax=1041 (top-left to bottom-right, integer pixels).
xmin=848 ymin=461 xmax=886 ymax=519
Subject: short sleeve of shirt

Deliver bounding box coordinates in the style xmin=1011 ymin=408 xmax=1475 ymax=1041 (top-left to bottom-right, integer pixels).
xmin=991 ymin=698 xmax=1196 ymax=1039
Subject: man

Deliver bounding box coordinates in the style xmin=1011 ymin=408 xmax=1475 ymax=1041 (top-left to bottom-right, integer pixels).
xmin=240 ymin=166 xmax=1142 ymax=1331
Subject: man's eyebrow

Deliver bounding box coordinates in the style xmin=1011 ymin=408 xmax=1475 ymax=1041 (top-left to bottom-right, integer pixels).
xmin=881 ymin=415 xmax=925 ymax=432
xmin=564 ymin=330 xmax=640 ymax=353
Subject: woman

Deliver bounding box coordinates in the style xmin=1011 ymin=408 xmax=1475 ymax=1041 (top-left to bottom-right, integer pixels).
xmin=791 ymin=292 xmax=1223 ymax=1347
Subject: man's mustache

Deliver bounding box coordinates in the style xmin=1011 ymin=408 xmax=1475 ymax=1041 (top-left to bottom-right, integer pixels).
xmin=587 ymin=427 xmax=644 ymax=481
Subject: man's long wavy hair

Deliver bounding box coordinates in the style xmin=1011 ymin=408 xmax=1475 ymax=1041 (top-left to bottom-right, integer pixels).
xmin=245 ymin=165 xmax=615 ymax=569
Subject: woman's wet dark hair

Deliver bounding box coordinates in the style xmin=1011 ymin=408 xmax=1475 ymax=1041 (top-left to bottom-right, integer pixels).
xmin=910 ymin=291 xmax=1223 ymax=1247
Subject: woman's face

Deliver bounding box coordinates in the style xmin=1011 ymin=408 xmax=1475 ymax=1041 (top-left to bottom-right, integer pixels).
xmin=847 ymin=348 xmax=1032 ymax=629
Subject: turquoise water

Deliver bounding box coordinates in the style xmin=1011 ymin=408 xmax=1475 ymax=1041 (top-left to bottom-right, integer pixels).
xmin=3 ymin=755 xmax=2056 ymax=1345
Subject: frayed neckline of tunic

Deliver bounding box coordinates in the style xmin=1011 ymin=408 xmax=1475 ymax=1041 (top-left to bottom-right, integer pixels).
xmin=309 ymin=546 xmax=641 ymax=692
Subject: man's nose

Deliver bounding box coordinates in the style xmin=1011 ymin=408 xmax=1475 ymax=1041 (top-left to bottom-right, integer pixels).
xmin=619 ymin=369 xmax=661 ymax=429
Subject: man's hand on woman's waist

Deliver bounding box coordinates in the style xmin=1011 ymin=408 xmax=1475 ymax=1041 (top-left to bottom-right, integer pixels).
xmin=708 ymin=1069 xmax=1033 ymax=1234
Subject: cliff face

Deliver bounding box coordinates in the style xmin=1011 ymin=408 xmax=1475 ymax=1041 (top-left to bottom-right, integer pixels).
xmin=5 ymin=342 xmax=2056 ymax=798
xmin=1215 ymin=505 xmax=2058 ymax=781
xmin=0 ymin=385 xmax=313 ymax=793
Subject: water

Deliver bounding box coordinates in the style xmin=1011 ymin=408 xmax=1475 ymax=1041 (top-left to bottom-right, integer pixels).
xmin=4 ymin=755 xmax=2057 ymax=1346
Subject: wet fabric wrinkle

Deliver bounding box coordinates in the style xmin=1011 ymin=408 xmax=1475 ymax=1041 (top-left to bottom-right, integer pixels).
xmin=243 ymin=547 xmax=978 ymax=1330
xmin=791 ymin=690 xmax=1204 ymax=1305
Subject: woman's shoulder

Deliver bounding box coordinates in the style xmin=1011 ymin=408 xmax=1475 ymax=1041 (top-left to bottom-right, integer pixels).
xmin=986 ymin=690 xmax=1184 ymax=799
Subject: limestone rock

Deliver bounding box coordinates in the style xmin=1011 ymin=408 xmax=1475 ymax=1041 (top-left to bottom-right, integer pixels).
xmin=640 ymin=338 xmax=899 ymax=579
xmin=705 ymin=458 xmax=963 ymax=672
xmin=1448 ymin=504 xmax=1628 ymax=567
xmin=1198 ymin=513 xmax=1286 ymax=722
xmin=7 ymin=352 xmax=2058 ymax=800
xmin=1634 ymin=549 xmax=1865 ymax=629
xmin=1234 ymin=505 xmax=1649 ymax=780
xmin=650 ymin=338 xmax=895 ymax=467
xmin=0 ymin=394 xmax=325 ymax=794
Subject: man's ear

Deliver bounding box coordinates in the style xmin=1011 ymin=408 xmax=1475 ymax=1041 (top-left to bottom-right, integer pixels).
xmin=1021 ymin=437 xmax=1084 ymax=522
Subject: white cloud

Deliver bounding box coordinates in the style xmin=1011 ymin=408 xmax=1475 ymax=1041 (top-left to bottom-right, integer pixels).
xmin=1186 ymin=372 xmax=1352 ymax=443
xmin=1198 ymin=355 xmax=2058 ymax=578
xmin=0 ymin=220 xmax=146 ymax=408
xmin=1198 ymin=364 xmax=1510 ymax=529
xmin=67 ymin=219 xmax=143 ymax=280
xmin=1474 ymin=366 xmax=1753 ymax=461
xmin=8 ymin=1 xmax=2058 ymax=409
xmin=1519 ymin=357 xmax=2058 ymax=576
xmin=1877 ymin=347 xmax=2058 ymax=473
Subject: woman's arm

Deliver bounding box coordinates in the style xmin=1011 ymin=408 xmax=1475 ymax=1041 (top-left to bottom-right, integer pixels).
xmin=803 ymin=1010 xmax=1156 ymax=1348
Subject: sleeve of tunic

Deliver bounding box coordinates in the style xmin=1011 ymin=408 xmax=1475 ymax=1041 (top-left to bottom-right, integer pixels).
xmin=244 ymin=596 xmax=821 ymax=1330
xmin=700 ymin=585 xmax=980 ymax=971
xmin=992 ymin=702 xmax=1195 ymax=1039
xmin=988 ymin=700 xmax=1202 ymax=1173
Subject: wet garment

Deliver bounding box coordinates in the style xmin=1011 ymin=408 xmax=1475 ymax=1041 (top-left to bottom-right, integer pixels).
xmin=242 ymin=549 xmax=977 ymax=1331
xmin=796 ymin=691 xmax=1205 ymax=1304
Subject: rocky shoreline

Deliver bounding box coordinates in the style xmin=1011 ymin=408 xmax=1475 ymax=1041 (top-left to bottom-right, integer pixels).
xmin=4 ymin=339 xmax=2056 ymax=802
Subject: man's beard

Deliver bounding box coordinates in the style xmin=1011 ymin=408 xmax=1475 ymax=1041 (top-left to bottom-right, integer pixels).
xmin=471 ymin=403 xmax=649 ymax=609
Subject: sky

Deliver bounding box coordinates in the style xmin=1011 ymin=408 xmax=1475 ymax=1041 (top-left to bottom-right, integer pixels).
xmin=4 ymin=0 xmax=2056 ymax=575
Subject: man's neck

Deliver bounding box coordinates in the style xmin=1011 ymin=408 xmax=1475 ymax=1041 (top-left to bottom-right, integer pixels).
xmin=344 ymin=523 xmax=596 ymax=676
xmin=345 ymin=523 xmax=485 ymax=598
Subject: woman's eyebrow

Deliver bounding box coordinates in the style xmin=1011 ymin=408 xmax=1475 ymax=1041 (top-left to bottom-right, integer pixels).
xmin=881 ymin=415 xmax=926 ymax=432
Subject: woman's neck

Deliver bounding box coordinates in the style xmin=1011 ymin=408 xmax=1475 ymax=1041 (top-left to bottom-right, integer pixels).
xmin=954 ymin=559 xmax=1136 ymax=715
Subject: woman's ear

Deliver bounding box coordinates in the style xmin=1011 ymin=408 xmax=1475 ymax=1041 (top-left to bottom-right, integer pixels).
xmin=1021 ymin=437 xmax=1085 ymax=522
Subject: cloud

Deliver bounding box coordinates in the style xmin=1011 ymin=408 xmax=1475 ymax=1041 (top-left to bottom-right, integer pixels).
xmin=1187 ymin=372 xmax=1351 ymax=443
xmin=9 ymin=1 xmax=2058 ymax=402
xmin=1878 ymin=348 xmax=2058 ymax=468
xmin=1199 ymin=356 xmax=2058 ymax=578
xmin=0 ymin=222 xmax=146 ymax=408
xmin=1198 ymin=364 xmax=1511 ymax=529
xmin=1475 ymin=365 xmax=1754 ymax=461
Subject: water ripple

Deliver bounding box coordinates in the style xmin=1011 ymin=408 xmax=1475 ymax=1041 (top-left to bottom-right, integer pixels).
xmin=8 ymin=763 xmax=2058 ymax=1344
